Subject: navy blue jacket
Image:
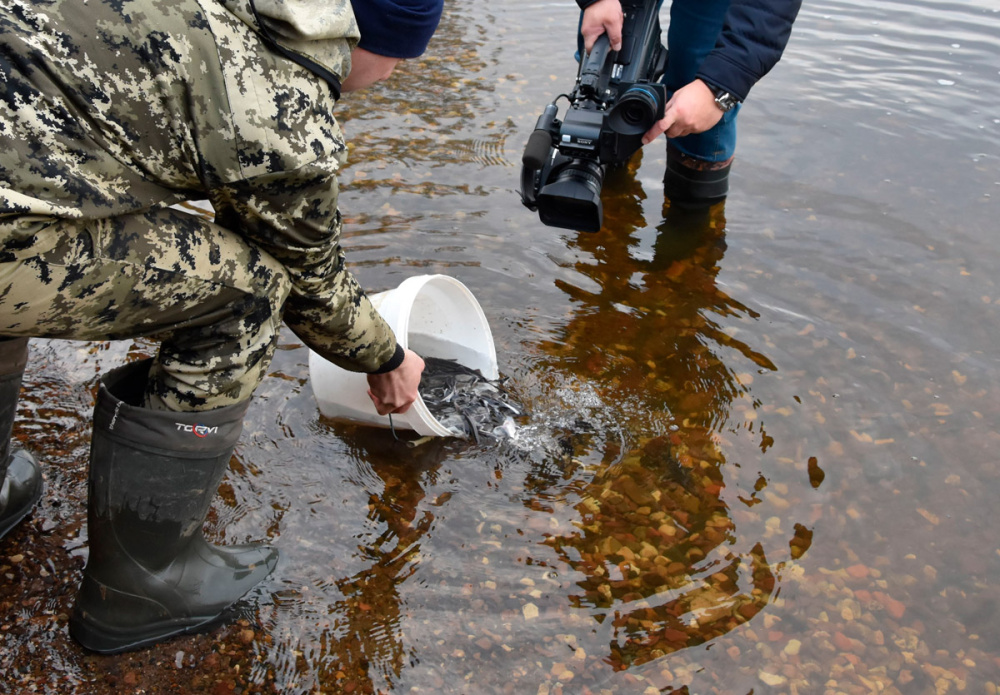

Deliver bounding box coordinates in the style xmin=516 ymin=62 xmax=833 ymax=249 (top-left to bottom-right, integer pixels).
xmin=353 ymin=0 xmax=445 ymax=59
xmin=577 ymin=0 xmax=802 ymax=101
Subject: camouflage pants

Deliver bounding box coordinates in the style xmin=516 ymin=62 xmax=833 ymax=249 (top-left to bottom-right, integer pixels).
xmin=0 ymin=209 xmax=291 ymax=411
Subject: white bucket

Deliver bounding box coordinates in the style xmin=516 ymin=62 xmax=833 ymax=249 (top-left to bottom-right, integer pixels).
xmin=308 ymin=274 xmax=498 ymax=437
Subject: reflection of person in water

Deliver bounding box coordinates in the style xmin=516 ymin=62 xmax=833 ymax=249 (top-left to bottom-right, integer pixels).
xmin=547 ymin=163 xmax=775 ymax=430
xmin=538 ymin=181 xmax=811 ymax=670
xmin=321 ymin=430 xmax=448 ymax=690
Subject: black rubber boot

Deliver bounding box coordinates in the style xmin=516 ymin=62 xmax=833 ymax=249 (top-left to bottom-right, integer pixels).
xmin=0 ymin=337 xmax=43 ymax=541
xmin=69 ymin=359 xmax=278 ymax=654
xmin=664 ymin=144 xmax=732 ymax=209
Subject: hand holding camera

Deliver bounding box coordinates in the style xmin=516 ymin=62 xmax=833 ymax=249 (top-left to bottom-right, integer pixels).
xmin=520 ymin=0 xmax=667 ymax=232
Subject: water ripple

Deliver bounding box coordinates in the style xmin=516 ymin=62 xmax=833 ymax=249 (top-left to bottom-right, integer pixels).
xmin=789 ymin=0 xmax=1000 ymax=136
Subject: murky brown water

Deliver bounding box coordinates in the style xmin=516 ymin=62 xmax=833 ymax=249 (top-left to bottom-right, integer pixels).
xmin=3 ymin=0 xmax=1000 ymax=692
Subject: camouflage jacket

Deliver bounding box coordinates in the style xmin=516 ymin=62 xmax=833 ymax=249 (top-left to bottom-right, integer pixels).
xmin=0 ymin=0 xmax=402 ymax=374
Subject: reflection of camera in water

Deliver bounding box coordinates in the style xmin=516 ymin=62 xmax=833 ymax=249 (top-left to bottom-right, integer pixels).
xmin=520 ymin=0 xmax=667 ymax=233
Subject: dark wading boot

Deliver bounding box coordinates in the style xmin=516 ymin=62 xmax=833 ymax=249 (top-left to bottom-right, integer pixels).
xmin=0 ymin=337 xmax=43 ymax=541
xmin=69 ymin=359 xmax=278 ymax=654
xmin=664 ymin=144 xmax=733 ymax=210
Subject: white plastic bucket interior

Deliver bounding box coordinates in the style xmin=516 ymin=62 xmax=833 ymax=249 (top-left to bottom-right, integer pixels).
xmin=309 ymin=274 xmax=498 ymax=437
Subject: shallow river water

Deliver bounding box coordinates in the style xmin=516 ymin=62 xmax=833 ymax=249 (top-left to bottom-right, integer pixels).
xmin=2 ymin=0 xmax=999 ymax=693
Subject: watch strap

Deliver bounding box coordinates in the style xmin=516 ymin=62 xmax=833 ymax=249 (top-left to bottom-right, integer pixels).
xmin=708 ymin=84 xmax=740 ymax=112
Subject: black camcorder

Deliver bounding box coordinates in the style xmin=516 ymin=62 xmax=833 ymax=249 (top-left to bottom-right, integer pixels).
xmin=520 ymin=0 xmax=667 ymax=233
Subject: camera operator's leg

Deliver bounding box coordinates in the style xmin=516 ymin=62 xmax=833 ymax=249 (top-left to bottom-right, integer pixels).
xmin=0 ymin=208 xmax=291 ymax=652
xmin=664 ymin=0 xmax=737 ymax=207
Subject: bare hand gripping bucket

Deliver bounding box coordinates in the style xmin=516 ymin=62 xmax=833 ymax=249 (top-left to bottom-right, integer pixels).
xmin=308 ymin=274 xmax=499 ymax=437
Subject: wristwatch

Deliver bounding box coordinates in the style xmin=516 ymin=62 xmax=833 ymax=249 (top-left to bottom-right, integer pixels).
xmin=709 ymin=86 xmax=740 ymax=112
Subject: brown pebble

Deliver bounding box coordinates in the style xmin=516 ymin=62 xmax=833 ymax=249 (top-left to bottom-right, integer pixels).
xmin=833 ymin=632 xmax=861 ymax=653
xmin=846 ymin=564 xmax=869 ymax=579
xmin=874 ymin=591 xmax=907 ymax=619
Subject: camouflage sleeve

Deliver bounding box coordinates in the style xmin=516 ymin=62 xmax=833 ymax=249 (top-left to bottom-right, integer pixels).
xmin=210 ymin=159 xmax=400 ymax=374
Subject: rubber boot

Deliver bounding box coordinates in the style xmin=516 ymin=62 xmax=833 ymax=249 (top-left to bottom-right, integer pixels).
xmin=69 ymin=359 xmax=278 ymax=653
xmin=0 ymin=337 xmax=43 ymax=541
xmin=664 ymin=144 xmax=732 ymax=209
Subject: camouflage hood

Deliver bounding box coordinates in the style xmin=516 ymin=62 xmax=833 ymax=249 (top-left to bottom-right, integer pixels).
xmin=220 ymin=0 xmax=359 ymax=95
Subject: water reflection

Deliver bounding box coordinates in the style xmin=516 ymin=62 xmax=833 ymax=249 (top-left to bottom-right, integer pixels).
xmin=339 ymin=431 xmax=457 ymax=687
xmin=543 ymin=160 xmax=777 ymax=433
xmin=545 ymin=425 xmax=783 ymax=671
xmin=534 ymin=165 xmax=810 ymax=672
xmin=256 ymin=427 xmax=455 ymax=692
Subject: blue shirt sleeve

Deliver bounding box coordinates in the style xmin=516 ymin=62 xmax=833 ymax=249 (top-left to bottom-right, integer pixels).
xmin=352 ymin=0 xmax=445 ymax=59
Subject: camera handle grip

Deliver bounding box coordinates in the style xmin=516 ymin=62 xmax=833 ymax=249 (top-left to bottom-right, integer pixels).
xmin=579 ymin=34 xmax=613 ymax=96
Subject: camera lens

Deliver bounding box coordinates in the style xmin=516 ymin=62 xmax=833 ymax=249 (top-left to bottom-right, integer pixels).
xmin=536 ymin=158 xmax=605 ymax=233
xmin=608 ymin=86 xmax=661 ymax=135
xmin=552 ymin=159 xmax=604 ymax=194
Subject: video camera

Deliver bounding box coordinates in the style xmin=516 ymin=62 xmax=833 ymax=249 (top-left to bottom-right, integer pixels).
xmin=519 ymin=0 xmax=667 ymax=233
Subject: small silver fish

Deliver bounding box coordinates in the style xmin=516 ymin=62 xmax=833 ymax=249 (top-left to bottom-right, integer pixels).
xmin=419 ymin=357 xmax=525 ymax=442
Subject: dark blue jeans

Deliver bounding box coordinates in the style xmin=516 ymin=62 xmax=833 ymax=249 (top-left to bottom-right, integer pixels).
xmin=664 ymin=0 xmax=739 ymax=162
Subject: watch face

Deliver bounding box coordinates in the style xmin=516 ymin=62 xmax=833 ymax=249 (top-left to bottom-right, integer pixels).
xmin=714 ymin=91 xmax=738 ymax=111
